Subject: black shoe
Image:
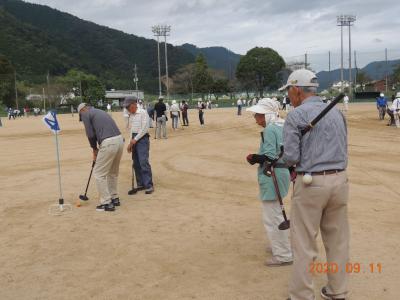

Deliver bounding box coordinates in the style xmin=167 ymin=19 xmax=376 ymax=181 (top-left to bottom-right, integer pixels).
xmin=128 ymin=188 xmax=137 ymax=195
xmin=321 ymin=287 xmax=346 ymax=300
xmin=128 ymin=186 xmax=145 ymax=195
xmin=112 ymin=198 xmax=120 ymax=206
xmin=145 ymin=187 xmax=154 ymax=194
xmin=96 ymin=203 xmax=115 ymax=212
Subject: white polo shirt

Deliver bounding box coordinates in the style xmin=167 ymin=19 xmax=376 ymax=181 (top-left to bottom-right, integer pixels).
xmin=129 ymin=108 xmax=150 ymax=141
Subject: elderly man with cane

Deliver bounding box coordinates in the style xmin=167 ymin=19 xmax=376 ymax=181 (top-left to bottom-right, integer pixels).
xmin=280 ymin=70 xmax=349 ymax=300
xmin=246 ymin=98 xmax=293 ymax=267
xmin=124 ymin=97 xmax=154 ymax=195
xmin=78 ymin=103 xmax=124 ymax=211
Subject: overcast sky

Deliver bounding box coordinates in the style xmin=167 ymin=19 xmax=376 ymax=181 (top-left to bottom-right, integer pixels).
xmin=29 ymin=0 xmax=400 ymax=71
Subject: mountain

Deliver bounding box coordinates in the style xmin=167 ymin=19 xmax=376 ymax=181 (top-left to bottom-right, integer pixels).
xmin=0 ymin=0 xmax=195 ymax=93
xmin=181 ymin=43 xmax=241 ymax=78
xmin=316 ymin=59 xmax=400 ymax=90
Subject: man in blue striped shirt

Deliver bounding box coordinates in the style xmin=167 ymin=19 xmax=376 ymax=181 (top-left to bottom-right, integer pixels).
xmin=281 ymin=70 xmax=349 ymax=300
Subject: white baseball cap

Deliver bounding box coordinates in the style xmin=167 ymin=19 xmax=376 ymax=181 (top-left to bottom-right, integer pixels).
xmin=279 ymin=69 xmax=319 ymax=91
xmin=396 ymin=92 xmax=400 ymax=98
xmin=380 ymin=93 xmax=384 ymax=97
xmin=77 ymin=103 xmax=87 ymax=112
xmin=246 ymin=98 xmax=279 ymax=114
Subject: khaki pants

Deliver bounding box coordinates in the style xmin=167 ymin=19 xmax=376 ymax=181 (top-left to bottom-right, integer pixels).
xmin=289 ymin=171 xmax=349 ymax=300
xmin=94 ymin=135 xmax=124 ymax=205
xmin=262 ymin=200 xmax=293 ymax=262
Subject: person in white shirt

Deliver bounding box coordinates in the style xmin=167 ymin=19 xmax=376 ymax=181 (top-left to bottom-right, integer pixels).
xmin=124 ymin=97 xmax=154 ymax=195
xmin=343 ymin=94 xmax=349 ymax=112
xmin=387 ymin=92 xmax=400 ymax=128
xmin=237 ymin=98 xmax=243 ymax=115
xmin=123 ymin=107 xmax=130 ymax=129
xmin=169 ymin=100 xmax=180 ymax=130
xmin=107 ymin=103 xmax=111 ymax=113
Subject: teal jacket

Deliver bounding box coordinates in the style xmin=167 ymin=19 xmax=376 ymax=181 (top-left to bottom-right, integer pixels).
xmin=257 ymin=122 xmax=290 ymax=201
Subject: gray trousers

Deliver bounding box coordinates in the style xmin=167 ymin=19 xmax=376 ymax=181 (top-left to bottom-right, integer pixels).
xmin=156 ymin=116 xmax=167 ymax=138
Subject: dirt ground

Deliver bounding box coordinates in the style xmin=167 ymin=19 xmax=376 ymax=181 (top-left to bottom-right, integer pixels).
xmin=0 ymin=103 xmax=399 ymax=300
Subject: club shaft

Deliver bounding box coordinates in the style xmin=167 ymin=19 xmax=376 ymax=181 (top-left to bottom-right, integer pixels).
xmin=84 ymin=162 xmax=95 ymax=195
xmin=270 ymin=167 xmax=289 ymax=222
xmin=301 ymin=93 xmax=345 ymax=136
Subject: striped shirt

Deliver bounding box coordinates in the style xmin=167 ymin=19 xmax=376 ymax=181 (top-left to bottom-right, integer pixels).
xmin=282 ymin=96 xmax=348 ymax=172
xmin=129 ymin=108 xmax=149 ymax=141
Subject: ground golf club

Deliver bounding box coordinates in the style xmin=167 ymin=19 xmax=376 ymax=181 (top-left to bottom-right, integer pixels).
xmin=79 ymin=160 xmax=95 ymax=201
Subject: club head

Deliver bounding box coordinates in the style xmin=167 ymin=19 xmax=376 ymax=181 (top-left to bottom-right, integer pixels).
xmin=278 ymin=220 xmax=290 ymax=230
xmin=79 ymin=195 xmax=89 ymax=201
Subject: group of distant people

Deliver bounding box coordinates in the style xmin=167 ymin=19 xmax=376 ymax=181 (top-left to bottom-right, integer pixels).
xmin=139 ymin=96 xmax=209 ymax=139
xmin=376 ymin=92 xmax=400 ymax=127
xmin=6 ymin=106 xmax=43 ymax=120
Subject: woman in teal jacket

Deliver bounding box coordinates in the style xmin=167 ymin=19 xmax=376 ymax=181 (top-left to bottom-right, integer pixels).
xmin=246 ymin=98 xmax=293 ymax=267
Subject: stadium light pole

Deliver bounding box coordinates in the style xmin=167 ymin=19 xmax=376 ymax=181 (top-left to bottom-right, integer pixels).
xmin=337 ymin=15 xmax=356 ymax=96
xmin=152 ymin=25 xmax=163 ymax=97
xmin=162 ymin=25 xmax=171 ymax=102
xmin=14 ymin=70 xmax=19 ymax=110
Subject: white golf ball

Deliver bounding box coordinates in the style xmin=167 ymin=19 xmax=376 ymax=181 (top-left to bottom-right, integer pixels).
xmin=302 ymin=174 xmax=313 ymax=185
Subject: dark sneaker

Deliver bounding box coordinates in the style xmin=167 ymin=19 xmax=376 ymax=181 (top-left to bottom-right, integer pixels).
xmin=112 ymin=198 xmax=120 ymax=206
xmin=96 ymin=203 xmax=115 ymax=212
xmin=321 ymin=287 xmax=346 ymax=300
xmin=128 ymin=186 xmax=145 ymax=195
xmin=145 ymin=187 xmax=154 ymax=194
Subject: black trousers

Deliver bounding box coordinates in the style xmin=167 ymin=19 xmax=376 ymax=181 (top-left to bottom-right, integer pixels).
xmin=182 ymin=112 xmax=189 ymax=125
xmin=199 ymin=111 xmax=204 ymax=125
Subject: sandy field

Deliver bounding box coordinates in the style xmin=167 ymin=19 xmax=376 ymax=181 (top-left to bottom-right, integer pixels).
xmin=0 ymin=103 xmax=399 ymax=300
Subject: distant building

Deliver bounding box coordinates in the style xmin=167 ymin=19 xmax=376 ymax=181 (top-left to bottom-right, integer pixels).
xmin=26 ymin=94 xmax=43 ymax=102
xmin=105 ymin=90 xmax=144 ymax=106
xmin=331 ymin=81 xmax=350 ymax=91
xmin=365 ymin=79 xmax=386 ymax=92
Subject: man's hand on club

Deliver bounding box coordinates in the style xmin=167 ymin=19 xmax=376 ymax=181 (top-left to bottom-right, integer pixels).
xmin=246 ymin=154 xmax=256 ymax=165
xmin=93 ymin=149 xmax=98 ymax=162
xmin=127 ymin=139 xmax=137 ymax=153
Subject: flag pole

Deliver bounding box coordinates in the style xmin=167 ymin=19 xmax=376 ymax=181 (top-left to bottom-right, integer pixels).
xmin=54 ymin=120 xmax=64 ymax=211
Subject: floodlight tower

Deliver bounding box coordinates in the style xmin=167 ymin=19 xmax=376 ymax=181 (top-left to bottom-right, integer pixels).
xmin=337 ymin=15 xmax=356 ymax=94
xmin=161 ymin=25 xmax=171 ymax=101
xmin=152 ymin=25 xmax=163 ymax=97
xmin=152 ymin=25 xmax=171 ymax=99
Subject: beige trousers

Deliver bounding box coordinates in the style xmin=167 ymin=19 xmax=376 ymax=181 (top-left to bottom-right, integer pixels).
xmin=93 ymin=135 xmax=124 ymax=205
xmin=261 ymin=200 xmax=293 ymax=262
xmin=289 ymin=171 xmax=349 ymax=300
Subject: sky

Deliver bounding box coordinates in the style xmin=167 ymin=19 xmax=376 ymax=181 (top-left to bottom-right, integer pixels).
xmin=29 ymin=0 xmax=400 ymax=71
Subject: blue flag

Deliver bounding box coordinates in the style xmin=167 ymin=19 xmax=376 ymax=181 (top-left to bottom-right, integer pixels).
xmin=43 ymin=110 xmax=61 ymax=134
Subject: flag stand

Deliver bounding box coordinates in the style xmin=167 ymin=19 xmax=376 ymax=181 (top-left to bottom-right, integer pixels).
xmin=43 ymin=110 xmax=71 ymax=215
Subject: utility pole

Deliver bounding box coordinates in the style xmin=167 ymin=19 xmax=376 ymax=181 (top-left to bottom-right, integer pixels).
xmin=305 ymin=53 xmax=308 ymax=69
xmin=328 ymin=51 xmax=331 ymax=88
xmin=354 ymin=50 xmax=358 ymax=92
xmin=133 ymin=63 xmax=139 ymax=98
xmin=46 ymin=71 xmax=51 ymax=108
xmin=79 ymin=80 xmax=83 ymax=102
xmin=42 ymin=87 xmax=46 ymax=111
xmin=14 ymin=70 xmax=19 ymax=110
xmin=385 ymin=48 xmax=388 ymax=93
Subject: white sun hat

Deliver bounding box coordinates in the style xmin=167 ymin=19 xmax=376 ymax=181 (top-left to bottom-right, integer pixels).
xmin=279 ymin=69 xmax=319 ymax=91
xmin=396 ymin=92 xmax=400 ymax=98
xmin=77 ymin=103 xmax=87 ymax=113
xmin=247 ymin=98 xmax=279 ymax=114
